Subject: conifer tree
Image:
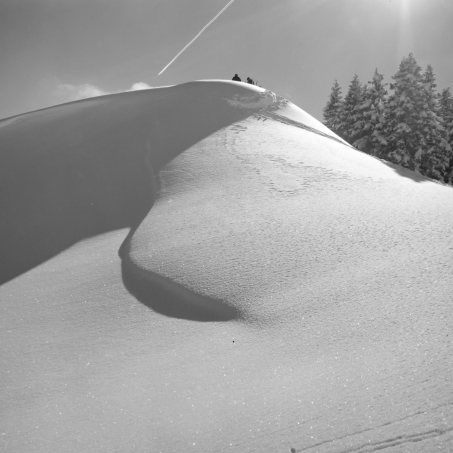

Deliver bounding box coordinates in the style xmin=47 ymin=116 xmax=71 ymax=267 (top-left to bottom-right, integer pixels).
xmin=380 ymin=53 xmax=448 ymax=174
xmin=338 ymin=75 xmax=363 ymax=142
xmin=349 ymin=84 xmax=369 ymax=150
xmin=439 ymin=88 xmax=453 ymax=146
xmin=439 ymin=87 xmax=453 ymax=183
xmin=352 ymin=69 xmax=388 ymax=154
xmin=323 ymin=80 xmax=343 ymax=135
xmin=418 ymin=64 xmax=451 ymax=179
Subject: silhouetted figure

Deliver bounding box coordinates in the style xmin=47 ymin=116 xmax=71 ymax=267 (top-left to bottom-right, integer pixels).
xmin=246 ymin=77 xmax=254 ymax=85
xmin=232 ymin=74 xmax=241 ymax=81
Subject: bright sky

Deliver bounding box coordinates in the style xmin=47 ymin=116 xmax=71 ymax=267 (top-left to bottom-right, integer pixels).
xmin=1 ymin=0 xmax=452 ymax=121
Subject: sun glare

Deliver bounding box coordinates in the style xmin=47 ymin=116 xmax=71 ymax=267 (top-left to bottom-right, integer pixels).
xmin=396 ymin=0 xmax=414 ymax=62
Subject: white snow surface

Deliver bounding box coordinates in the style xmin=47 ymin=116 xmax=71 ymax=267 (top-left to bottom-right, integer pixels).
xmin=1 ymin=80 xmax=453 ymax=453
xmin=224 ymin=89 xmax=277 ymax=109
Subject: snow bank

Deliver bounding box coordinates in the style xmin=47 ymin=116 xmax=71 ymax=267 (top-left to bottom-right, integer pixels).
xmin=223 ymin=89 xmax=278 ymax=109
xmin=1 ymin=80 xmax=452 ymax=453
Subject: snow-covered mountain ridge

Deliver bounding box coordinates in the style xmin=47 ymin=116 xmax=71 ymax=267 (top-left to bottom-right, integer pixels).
xmin=1 ymin=80 xmax=452 ymax=453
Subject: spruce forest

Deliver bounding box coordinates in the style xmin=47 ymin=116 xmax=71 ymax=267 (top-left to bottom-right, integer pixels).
xmin=323 ymin=53 xmax=453 ymax=185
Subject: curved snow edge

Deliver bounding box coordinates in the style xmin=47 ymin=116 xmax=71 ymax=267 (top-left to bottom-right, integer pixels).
xmin=222 ymin=89 xmax=351 ymax=147
xmin=119 ymin=234 xmax=242 ymax=322
xmin=261 ymin=110 xmax=353 ymax=148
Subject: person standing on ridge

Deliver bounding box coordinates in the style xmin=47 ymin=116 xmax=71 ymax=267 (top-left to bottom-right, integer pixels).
xmin=246 ymin=77 xmax=254 ymax=85
xmin=232 ymin=74 xmax=241 ymax=81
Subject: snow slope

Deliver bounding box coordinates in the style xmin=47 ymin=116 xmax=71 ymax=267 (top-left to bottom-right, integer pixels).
xmin=1 ymin=81 xmax=452 ymax=453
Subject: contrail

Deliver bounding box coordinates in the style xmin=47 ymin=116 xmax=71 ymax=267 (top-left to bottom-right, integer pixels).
xmin=158 ymin=0 xmax=236 ymax=76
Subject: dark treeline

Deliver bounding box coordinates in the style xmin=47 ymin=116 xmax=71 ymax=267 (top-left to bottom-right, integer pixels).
xmin=323 ymin=53 xmax=453 ymax=184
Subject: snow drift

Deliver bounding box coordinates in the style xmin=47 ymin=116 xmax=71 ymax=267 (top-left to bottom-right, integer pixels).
xmin=1 ymin=81 xmax=452 ymax=453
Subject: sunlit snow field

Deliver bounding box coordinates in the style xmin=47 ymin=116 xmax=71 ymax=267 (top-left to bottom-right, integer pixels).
xmin=1 ymin=81 xmax=452 ymax=452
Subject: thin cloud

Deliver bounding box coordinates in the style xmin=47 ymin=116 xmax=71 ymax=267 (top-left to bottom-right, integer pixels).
xmin=128 ymin=82 xmax=152 ymax=91
xmin=55 ymin=83 xmax=109 ymax=101
xmin=53 ymin=82 xmax=153 ymax=104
